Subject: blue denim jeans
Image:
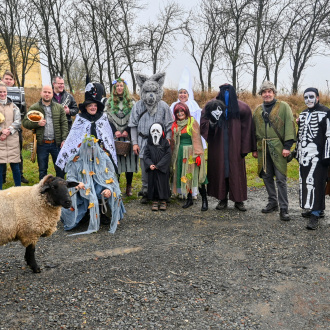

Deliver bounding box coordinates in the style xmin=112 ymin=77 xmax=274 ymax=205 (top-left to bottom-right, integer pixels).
xmin=0 ymin=163 xmax=21 ymax=189
xmin=37 ymin=142 xmax=64 ymax=180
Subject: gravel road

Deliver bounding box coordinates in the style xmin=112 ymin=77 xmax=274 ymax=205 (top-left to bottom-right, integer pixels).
xmin=1 ymin=182 xmax=329 ymax=329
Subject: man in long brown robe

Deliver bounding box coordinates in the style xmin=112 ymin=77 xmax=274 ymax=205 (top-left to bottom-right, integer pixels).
xmin=200 ymin=84 xmax=254 ymax=211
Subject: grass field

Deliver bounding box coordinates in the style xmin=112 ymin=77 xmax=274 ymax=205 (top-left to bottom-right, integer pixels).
xmin=2 ymin=149 xmax=299 ymax=199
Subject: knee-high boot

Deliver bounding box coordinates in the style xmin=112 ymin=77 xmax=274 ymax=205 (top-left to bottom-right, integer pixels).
xmin=182 ymin=192 xmax=193 ymax=209
xmin=199 ymin=184 xmax=208 ymax=211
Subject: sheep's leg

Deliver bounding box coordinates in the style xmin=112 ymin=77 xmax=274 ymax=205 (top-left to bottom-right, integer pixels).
xmin=24 ymin=244 xmax=41 ymax=273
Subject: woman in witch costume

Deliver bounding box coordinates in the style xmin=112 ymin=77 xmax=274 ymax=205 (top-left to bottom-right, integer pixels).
xmin=105 ymin=78 xmax=138 ymax=196
xmin=56 ymin=82 xmax=117 ymax=172
xmin=171 ymin=102 xmax=208 ymax=211
xmin=144 ymin=123 xmax=171 ymax=211
xmin=60 ymin=136 xmax=125 ymax=235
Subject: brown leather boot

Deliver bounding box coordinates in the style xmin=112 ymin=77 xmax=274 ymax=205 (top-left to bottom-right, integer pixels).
xmin=126 ymin=185 xmax=132 ymax=196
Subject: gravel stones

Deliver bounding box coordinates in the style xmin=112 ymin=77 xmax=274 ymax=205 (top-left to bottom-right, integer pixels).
xmin=0 ymin=182 xmax=329 ymax=329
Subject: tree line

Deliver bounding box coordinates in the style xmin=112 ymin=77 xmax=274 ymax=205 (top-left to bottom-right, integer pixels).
xmin=1 ymin=0 xmax=329 ymax=94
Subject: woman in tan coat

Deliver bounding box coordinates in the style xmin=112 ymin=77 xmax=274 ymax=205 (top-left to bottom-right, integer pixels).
xmin=0 ymin=82 xmax=21 ymax=189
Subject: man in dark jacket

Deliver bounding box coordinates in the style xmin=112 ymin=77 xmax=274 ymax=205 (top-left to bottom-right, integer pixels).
xmin=52 ymin=76 xmax=78 ymax=130
xmin=22 ymin=85 xmax=68 ymax=179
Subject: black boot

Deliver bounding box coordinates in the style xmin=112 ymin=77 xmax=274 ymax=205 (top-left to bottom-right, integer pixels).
xmin=280 ymin=208 xmax=290 ymax=221
xmin=199 ymin=185 xmax=208 ymax=211
xmin=182 ymin=192 xmax=193 ymax=209
xmin=306 ymin=214 xmax=319 ymax=230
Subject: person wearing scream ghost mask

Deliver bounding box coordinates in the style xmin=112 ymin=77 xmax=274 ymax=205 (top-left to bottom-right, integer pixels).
xmin=296 ymin=87 xmax=330 ymax=230
xmin=144 ymin=123 xmax=171 ymax=211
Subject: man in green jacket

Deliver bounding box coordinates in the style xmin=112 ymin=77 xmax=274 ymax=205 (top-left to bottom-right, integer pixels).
xmin=22 ymin=85 xmax=68 ymax=180
xmin=252 ymin=81 xmax=296 ymax=221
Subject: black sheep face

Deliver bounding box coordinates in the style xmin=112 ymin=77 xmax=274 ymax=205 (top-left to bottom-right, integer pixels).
xmin=40 ymin=175 xmax=78 ymax=208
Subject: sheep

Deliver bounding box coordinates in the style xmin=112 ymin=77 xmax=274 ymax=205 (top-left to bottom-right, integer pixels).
xmin=0 ymin=174 xmax=77 ymax=273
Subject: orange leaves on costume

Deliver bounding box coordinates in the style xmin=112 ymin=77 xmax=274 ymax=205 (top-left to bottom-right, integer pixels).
xmin=106 ymin=178 xmax=114 ymax=184
xmin=85 ymin=188 xmax=91 ymax=196
xmin=88 ymin=203 xmax=94 ymax=209
xmin=70 ymin=206 xmax=75 ymax=211
xmin=113 ymin=192 xmax=117 ymax=198
xmin=69 ymin=190 xmax=72 ymax=196
xmin=82 ymin=169 xmax=86 ymax=174
xmin=181 ymin=176 xmax=187 ymax=183
xmin=105 ymin=168 xmax=109 ymax=173
xmin=96 ymin=157 xmax=100 ymax=164
xmin=94 ymin=137 xmax=99 ymax=143
xmin=73 ymin=156 xmax=79 ymax=162
xmin=89 ymin=171 xmax=95 ymax=176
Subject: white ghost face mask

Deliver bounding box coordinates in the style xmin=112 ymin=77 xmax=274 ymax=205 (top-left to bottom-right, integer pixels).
xmin=304 ymin=92 xmax=318 ymax=109
xmin=150 ymin=123 xmax=163 ymax=145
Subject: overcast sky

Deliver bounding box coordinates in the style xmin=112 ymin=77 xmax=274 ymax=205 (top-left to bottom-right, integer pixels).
xmin=42 ymin=0 xmax=330 ymax=94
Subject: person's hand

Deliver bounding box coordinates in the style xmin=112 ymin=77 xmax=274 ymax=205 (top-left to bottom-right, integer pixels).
xmin=196 ymin=156 xmax=201 ymax=166
xmin=60 ymin=140 xmax=65 ymax=148
xmin=252 ymin=151 xmax=258 ymax=158
xmin=150 ymin=164 xmax=156 ymax=170
xmin=38 ymin=119 xmax=46 ymax=127
xmin=63 ymin=105 xmax=70 ymax=115
xmin=133 ymin=144 xmax=140 ymax=155
xmin=101 ymin=189 xmax=112 ymax=198
xmin=115 ymin=131 xmax=122 ymax=138
xmin=2 ymin=128 xmax=10 ymax=136
xmin=282 ymin=149 xmax=290 ymax=157
xmin=122 ymin=131 xmax=128 ymax=138
xmin=76 ymin=182 xmax=85 ymax=190
xmin=296 ymin=117 xmax=299 ymax=124
xmin=0 ymin=134 xmax=7 ymax=141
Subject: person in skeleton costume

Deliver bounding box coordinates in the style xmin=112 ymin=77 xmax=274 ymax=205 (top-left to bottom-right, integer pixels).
xmin=60 ymin=136 xmax=125 ymax=235
xmin=170 ymin=66 xmax=207 ymax=150
xmin=144 ymin=123 xmax=171 ymax=211
xmin=56 ymin=82 xmax=117 ymax=172
xmin=171 ymin=102 xmax=208 ymax=211
xmin=128 ymin=72 xmax=173 ymax=203
xmin=106 ymin=78 xmax=138 ymax=196
xmin=296 ymin=87 xmax=330 ymax=229
xmin=252 ymin=81 xmax=296 ymax=221
xmin=201 ymin=84 xmax=254 ymax=212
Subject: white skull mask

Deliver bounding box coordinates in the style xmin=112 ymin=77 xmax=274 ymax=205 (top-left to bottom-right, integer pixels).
xmin=150 ymin=123 xmax=163 ymax=145
xmin=304 ymin=92 xmax=318 ymax=109
xmin=211 ymin=106 xmax=223 ymax=121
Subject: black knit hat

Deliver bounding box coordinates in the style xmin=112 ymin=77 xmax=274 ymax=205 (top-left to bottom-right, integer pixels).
xmin=303 ymin=87 xmax=319 ymax=96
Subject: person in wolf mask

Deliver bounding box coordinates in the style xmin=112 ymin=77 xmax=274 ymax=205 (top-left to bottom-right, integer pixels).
xmin=144 ymin=123 xmax=171 ymax=211
xmin=128 ymin=72 xmax=173 ymax=204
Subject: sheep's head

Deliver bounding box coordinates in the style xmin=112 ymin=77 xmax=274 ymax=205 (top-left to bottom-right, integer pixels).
xmin=40 ymin=175 xmax=78 ymax=208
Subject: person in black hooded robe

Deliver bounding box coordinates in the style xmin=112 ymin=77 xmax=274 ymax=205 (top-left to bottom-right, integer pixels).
xmin=144 ymin=122 xmax=171 ymax=211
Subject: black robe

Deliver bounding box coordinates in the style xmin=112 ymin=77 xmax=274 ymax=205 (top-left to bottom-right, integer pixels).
xmin=144 ymin=138 xmax=171 ymax=200
xmin=297 ymin=103 xmax=330 ymax=210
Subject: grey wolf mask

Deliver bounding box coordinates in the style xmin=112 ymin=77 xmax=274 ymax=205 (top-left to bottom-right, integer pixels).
xmin=135 ymin=72 xmax=166 ymax=116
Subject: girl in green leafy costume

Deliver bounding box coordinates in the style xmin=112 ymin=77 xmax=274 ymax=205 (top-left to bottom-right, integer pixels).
xmin=171 ymin=102 xmax=208 ymax=211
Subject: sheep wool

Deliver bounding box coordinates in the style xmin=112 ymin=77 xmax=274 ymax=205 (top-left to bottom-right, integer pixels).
xmin=0 ymin=175 xmax=62 ymax=248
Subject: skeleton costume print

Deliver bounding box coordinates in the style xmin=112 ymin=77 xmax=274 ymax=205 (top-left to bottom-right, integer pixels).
xmin=297 ymin=88 xmax=330 ymax=211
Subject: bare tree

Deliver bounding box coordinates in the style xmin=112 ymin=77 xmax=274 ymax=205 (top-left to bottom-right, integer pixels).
xmin=212 ymin=0 xmax=253 ymax=90
xmin=112 ymin=0 xmax=145 ymax=93
xmin=0 ymin=0 xmax=39 ymax=87
xmin=182 ymin=0 xmax=222 ymax=92
xmin=141 ymin=1 xmax=183 ymax=74
xmin=289 ymin=0 xmax=330 ymax=94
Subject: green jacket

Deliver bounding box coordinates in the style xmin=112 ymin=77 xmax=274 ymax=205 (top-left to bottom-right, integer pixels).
xmin=253 ymin=101 xmax=296 ymax=176
xmin=22 ymin=100 xmax=68 ymax=146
